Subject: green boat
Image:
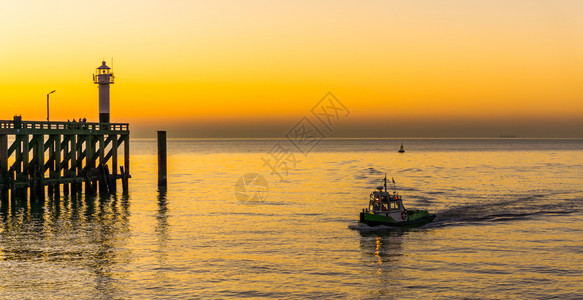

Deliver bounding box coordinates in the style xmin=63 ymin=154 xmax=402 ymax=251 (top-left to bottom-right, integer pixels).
xmin=359 ymin=175 xmax=435 ymax=227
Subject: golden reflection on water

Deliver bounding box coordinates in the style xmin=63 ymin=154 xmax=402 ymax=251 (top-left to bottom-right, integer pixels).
xmin=0 ymin=193 xmax=131 ymax=298
xmin=375 ymin=237 xmax=382 ymax=266
xmin=1 ymin=139 xmax=582 ymax=298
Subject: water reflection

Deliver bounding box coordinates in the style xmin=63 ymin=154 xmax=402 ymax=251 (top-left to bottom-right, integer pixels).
xmin=359 ymin=229 xmax=406 ymax=297
xmin=154 ymin=188 xmax=170 ymax=283
xmin=0 ymin=194 xmax=131 ymax=298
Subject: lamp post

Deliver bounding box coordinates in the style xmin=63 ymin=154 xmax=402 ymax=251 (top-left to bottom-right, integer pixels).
xmin=47 ymin=90 xmax=56 ymax=122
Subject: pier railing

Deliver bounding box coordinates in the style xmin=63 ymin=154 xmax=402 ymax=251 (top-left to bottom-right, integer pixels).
xmin=0 ymin=119 xmax=129 ymax=134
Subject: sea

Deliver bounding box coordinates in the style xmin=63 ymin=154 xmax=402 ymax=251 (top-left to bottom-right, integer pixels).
xmin=0 ymin=138 xmax=582 ymax=299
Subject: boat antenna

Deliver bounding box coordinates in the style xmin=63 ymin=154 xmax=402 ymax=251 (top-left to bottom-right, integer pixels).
xmin=391 ymin=177 xmax=397 ymax=193
xmin=384 ymin=173 xmax=388 ymax=192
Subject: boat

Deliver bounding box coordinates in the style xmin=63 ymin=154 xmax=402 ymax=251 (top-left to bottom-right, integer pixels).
xmin=359 ymin=174 xmax=435 ymax=227
xmin=398 ymin=143 xmax=405 ymax=153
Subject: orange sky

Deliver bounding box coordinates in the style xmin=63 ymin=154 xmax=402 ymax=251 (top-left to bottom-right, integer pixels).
xmin=1 ymin=0 xmax=582 ymax=137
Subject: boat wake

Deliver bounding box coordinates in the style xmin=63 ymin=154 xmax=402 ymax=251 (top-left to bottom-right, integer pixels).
xmin=350 ymin=192 xmax=582 ymax=231
xmin=427 ymin=192 xmax=582 ymax=228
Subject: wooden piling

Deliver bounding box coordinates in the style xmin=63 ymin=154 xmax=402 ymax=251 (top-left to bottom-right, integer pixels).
xmin=0 ymin=134 xmax=7 ymax=201
xmin=157 ymin=131 xmax=167 ymax=187
xmin=98 ymin=164 xmax=109 ymax=196
xmin=54 ymin=134 xmax=61 ymax=199
xmin=85 ymin=173 xmax=95 ymax=195
xmin=120 ymin=166 xmax=128 ymax=194
xmin=63 ymin=180 xmax=69 ymax=197
xmin=123 ymin=134 xmax=130 ymax=175
xmin=111 ymin=134 xmax=118 ymax=193
xmin=9 ymin=168 xmax=16 ymax=202
xmin=104 ymin=164 xmax=113 ymax=193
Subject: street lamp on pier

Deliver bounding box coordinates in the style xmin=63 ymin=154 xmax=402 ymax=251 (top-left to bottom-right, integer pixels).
xmin=47 ymin=90 xmax=56 ymax=122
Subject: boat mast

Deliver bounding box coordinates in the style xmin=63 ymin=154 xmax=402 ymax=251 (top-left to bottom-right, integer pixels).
xmin=384 ymin=173 xmax=388 ymax=193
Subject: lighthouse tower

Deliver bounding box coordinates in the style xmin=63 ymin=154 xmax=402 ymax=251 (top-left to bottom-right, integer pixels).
xmin=93 ymin=61 xmax=114 ymax=123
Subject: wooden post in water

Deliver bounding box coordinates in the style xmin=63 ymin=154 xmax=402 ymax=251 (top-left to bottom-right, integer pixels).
xmin=110 ymin=134 xmax=118 ymax=193
xmin=85 ymin=134 xmax=94 ymax=195
xmin=34 ymin=134 xmax=44 ymax=202
xmin=98 ymin=164 xmax=108 ymax=196
xmin=54 ymin=134 xmax=62 ymax=199
xmin=98 ymin=135 xmax=106 ymax=195
xmin=9 ymin=168 xmax=16 ymax=202
xmin=69 ymin=134 xmax=77 ymax=198
xmin=48 ymin=134 xmax=55 ymax=198
xmin=157 ymin=131 xmax=167 ymax=187
xmin=121 ymin=166 xmax=128 ymax=194
xmin=0 ymin=134 xmax=7 ymax=202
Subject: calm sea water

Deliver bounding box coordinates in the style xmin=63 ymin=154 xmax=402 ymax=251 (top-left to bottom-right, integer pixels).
xmin=1 ymin=139 xmax=582 ymax=299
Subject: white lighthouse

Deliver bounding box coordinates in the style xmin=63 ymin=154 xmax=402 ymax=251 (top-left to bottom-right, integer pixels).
xmin=93 ymin=61 xmax=114 ymax=123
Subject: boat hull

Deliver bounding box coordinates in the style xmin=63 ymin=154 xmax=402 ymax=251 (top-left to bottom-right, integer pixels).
xmin=359 ymin=211 xmax=436 ymax=228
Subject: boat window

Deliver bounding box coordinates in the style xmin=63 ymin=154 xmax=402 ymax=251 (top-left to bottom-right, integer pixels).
xmin=390 ymin=202 xmax=400 ymax=210
xmin=382 ymin=203 xmax=389 ymax=211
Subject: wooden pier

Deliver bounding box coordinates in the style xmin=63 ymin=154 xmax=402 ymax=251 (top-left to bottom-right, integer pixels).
xmin=0 ymin=116 xmax=130 ymax=202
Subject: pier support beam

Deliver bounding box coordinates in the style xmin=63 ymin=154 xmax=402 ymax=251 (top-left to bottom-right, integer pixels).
xmin=123 ymin=135 xmax=130 ymax=176
xmin=111 ymin=134 xmax=118 ymax=193
xmin=0 ymin=134 xmax=7 ymax=202
xmin=69 ymin=135 xmax=78 ymax=197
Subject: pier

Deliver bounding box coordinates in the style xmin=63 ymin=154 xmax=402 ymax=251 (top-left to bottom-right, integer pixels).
xmin=0 ymin=116 xmax=130 ymax=202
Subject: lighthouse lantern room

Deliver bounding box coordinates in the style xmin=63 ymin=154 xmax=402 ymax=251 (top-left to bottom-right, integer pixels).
xmin=93 ymin=61 xmax=114 ymax=123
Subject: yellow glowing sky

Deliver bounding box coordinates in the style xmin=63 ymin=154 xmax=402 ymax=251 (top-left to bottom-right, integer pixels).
xmin=1 ymin=0 xmax=582 ymax=137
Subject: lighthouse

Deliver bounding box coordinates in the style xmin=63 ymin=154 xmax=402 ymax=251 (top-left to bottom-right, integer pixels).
xmin=93 ymin=61 xmax=114 ymax=123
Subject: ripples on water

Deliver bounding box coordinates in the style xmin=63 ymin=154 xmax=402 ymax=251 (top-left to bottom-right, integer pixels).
xmin=0 ymin=139 xmax=582 ymax=299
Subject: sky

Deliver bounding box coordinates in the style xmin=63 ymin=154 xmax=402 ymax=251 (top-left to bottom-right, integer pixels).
xmin=1 ymin=0 xmax=582 ymax=138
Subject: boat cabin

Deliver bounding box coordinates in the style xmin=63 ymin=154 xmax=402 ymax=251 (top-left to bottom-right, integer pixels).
xmin=368 ymin=186 xmax=405 ymax=213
